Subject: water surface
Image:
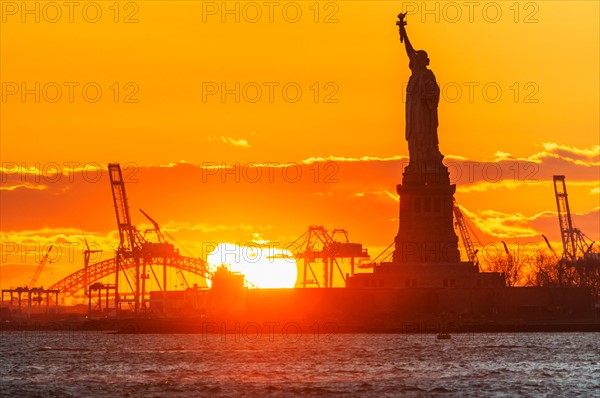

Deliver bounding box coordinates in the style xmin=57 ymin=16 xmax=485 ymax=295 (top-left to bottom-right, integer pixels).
xmin=1 ymin=332 xmax=599 ymax=397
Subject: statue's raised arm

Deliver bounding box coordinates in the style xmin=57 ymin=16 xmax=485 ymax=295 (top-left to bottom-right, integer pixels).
xmin=397 ymin=13 xmax=416 ymax=60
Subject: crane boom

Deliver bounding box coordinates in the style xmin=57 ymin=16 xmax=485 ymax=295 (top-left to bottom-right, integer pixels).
xmin=139 ymin=209 xmax=166 ymax=243
xmin=29 ymin=246 xmax=53 ymax=287
xmin=108 ymin=164 xmax=143 ymax=253
xmin=139 ymin=209 xmax=189 ymax=288
xmin=452 ymin=200 xmax=478 ymax=265
xmin=553 ymin=175 xmax=577 ymax=261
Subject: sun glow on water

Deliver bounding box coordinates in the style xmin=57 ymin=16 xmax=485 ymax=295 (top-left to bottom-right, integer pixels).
xmin=207 ymin=242 xmax=297 ymax=288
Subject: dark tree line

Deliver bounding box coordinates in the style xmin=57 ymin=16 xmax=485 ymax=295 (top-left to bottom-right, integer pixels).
xmin=482 ymin=249 xmax=600 ymax=300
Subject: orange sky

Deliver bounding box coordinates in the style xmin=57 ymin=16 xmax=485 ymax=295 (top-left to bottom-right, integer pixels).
xmin=1 ymin=1 xmax=599 ymax=290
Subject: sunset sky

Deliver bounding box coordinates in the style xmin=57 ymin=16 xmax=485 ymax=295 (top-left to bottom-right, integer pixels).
xmin=1 ymin=1 xmax=598 ymax=290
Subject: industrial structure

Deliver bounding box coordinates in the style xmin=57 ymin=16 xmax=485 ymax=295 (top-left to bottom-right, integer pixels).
xmin=553 ymin=175 xmax=598 ymax=262
xmin=0 ymin=166 xmax=597 ymax=329
xmin=28 ymin=245 xmax=53 ymax=288
xmin=49 ymin=164 xmax=211 ymax=316
xmin=453 ymin=200 xmax=479 ymax=267
xmin=0 ymin=241 xmax=58 ymax=318
xmin=547 ymin=175 xmax=600 ymax=299
xmin=289 ymin=226 xmax=369 ymax=288
xmin=1 ymin=287 xmax=60 ymax=317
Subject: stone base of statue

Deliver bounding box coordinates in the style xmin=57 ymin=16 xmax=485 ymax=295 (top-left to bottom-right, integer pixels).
xmin=392 ymin=162 xmax=461 ymax=264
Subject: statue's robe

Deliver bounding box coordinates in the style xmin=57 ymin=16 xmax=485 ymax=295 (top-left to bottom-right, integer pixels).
xmin=405 ymin=67 xmax=442 ymax=168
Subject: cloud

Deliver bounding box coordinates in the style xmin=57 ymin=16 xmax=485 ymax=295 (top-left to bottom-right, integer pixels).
xmin=209 ymin=136 xmax=251 ymax=148
xmin=0 ymin=183 xmax=48 ymax=191
xmin=493 ymin=143 xmax=599 ymax=166
xmin=539 ymin=143 xmax=599 ymax=164
xmin=460 ymin=207 xmax=545 ymax=239
xmin=456 ymin=179 xmax=599 ymax=194
xmin=160 ymin=222 xmax=273 ymax=235
xmin=353 ymin=191 xmax=399 ymax=204
xmin=1 ymin=143 xmax=598 ymax=265
xmin=456 ymin=179 xmax=523 ymax=193
xmin=301 ymin=155 xmax=405 ymax=164
xmin=458 ymin=205 xmax=600 ymax=245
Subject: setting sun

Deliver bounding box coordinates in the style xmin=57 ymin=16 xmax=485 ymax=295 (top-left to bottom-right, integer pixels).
xmin=206 ymin=242 xmax=297 ymax=288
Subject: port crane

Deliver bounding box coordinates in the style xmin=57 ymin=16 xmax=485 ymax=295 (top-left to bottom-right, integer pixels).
xmin=49 ymin=165 xmax=210 ymax=309
xmin=28 ymin=245 xmax=53 ymax=288
xmin=108 ymin=163 xmax=215 ymax=314
xmin=289 ymin=226 xmax=369 ymax=288
xmin=452 ymin=199 xmax=479 ymax=266
xmin=109 ymin=163 xmax=145 ymax=256
xmin=553 ymin=175 xmax=597 ymax=261
xmin=109 ymin=163 xmax=145 ymax=313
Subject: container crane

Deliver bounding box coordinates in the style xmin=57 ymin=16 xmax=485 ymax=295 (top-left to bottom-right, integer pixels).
xmin=553 ymin=175 xmax=597 ymax=261
xmin=289 ymin=226 xmax=369 ymax=288
xmin=109 ymin=164 xmax=144 ymax=255
xmin=109 ymin=163 xmax=146 ymax=313
xmin=109 ymin=165 xmax=202 ymax=314
xmin=452 ymin=199 xmax=479 ymax=266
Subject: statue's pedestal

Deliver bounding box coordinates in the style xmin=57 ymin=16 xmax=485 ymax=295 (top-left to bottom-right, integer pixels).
xmin=392 ymin=163 xmax=460 ymax=264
